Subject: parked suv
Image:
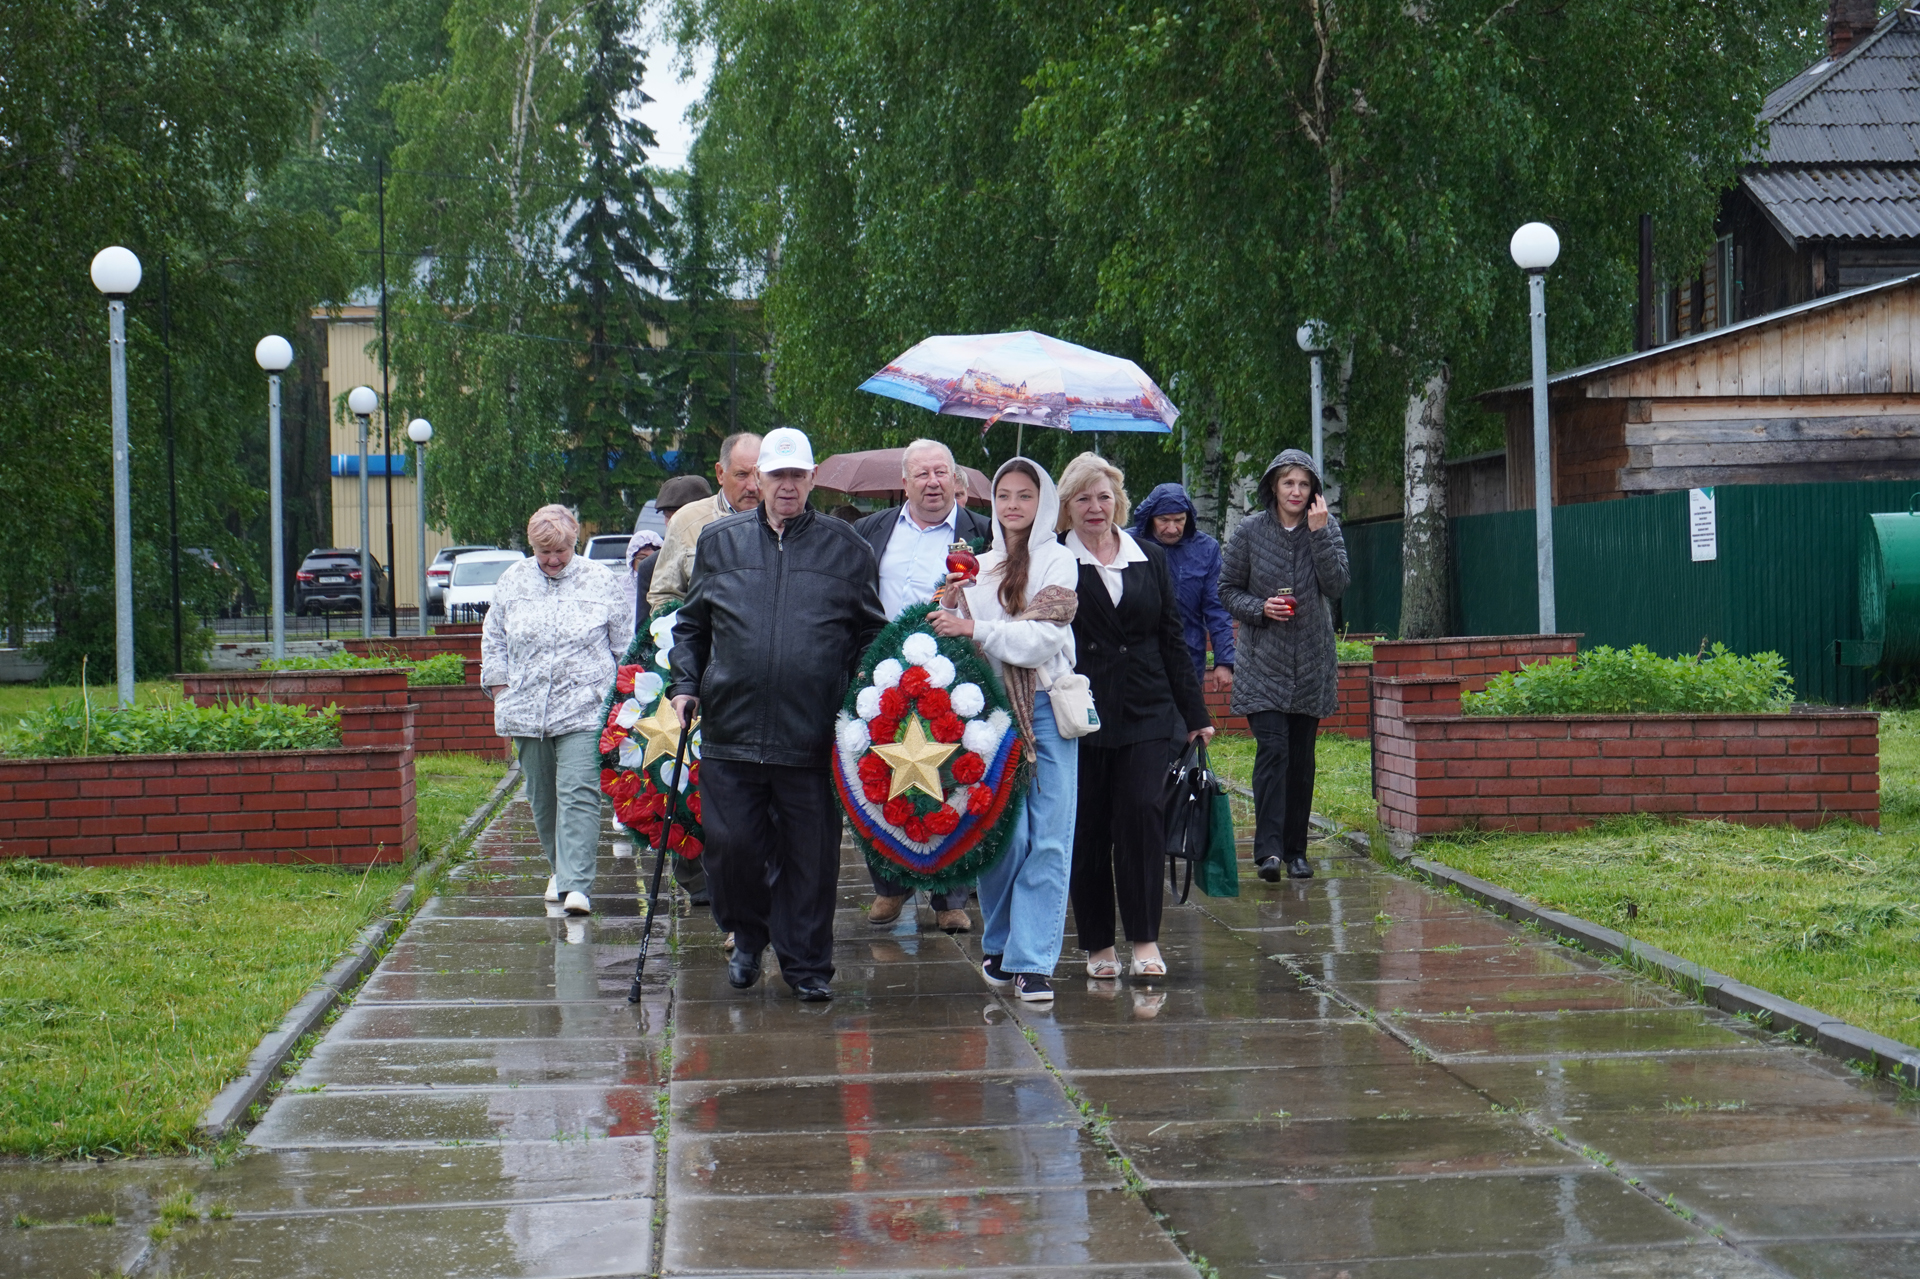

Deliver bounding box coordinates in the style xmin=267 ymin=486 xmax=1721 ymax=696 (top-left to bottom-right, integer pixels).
xmin=442 ymin=549 xmax=526 ymax=622
xmin=584 ymin=534 xmax=633 ymax=566
xmin=425 ymin=545 xmax=498 ymax=617
xmin=296 ymin=549 xmax=393 ymax=616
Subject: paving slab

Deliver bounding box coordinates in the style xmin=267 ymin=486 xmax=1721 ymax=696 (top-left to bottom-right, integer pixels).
xmin=75 ymin=790 xmax=1920 ymax=1278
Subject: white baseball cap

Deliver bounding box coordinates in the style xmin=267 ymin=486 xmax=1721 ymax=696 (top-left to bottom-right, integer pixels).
xmin=757 ymin=427 xmax=815 ymax=472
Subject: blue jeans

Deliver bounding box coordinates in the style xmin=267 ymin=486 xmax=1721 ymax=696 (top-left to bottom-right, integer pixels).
xmin=979 ymin=692 xmax=1079 ymax=975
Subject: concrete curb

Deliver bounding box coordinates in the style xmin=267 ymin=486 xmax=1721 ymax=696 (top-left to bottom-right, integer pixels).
xmin=196 ymin=763 xmax=523 ymax=1139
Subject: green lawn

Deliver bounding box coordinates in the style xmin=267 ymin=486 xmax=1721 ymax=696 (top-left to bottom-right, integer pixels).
xmin=0 ymin=680 xmax=184 ymax=722
xmin=1214 ymin=715 xmax=1920 ymax=1048
xmin=0 ymin=751 xmax=507 ymax=1158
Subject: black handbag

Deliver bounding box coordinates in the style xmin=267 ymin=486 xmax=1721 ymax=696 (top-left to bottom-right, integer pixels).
xmin=1164 ymin=739 xmax=1222 ymax=904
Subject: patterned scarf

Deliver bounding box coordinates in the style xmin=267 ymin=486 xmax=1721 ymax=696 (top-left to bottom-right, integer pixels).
xmin=959 ymin=582 xmax=1077 ymax=756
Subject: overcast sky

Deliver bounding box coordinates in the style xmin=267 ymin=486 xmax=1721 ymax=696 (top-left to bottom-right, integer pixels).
xmin=636 ymin=37 xmax=711 ymax=172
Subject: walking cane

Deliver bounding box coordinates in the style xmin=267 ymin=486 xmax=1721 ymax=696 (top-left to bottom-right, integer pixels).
xmin=627 ymin=716 xmax=694 ymax=1004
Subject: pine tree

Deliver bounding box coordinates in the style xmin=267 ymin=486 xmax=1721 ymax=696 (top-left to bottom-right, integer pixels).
xmin=561 ymin=0 xmax=675 ymax=530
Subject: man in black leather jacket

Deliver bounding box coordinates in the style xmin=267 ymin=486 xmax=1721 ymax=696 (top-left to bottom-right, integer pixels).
xmin=670 ymin=428 xmax=886 ymax=1001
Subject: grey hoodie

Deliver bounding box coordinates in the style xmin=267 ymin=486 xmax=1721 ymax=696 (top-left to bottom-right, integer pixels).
xmin=1217 ymin=450 xmax=1349 ymax=719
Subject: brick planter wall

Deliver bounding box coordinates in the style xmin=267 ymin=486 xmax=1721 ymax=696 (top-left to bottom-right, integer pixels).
xmin=181 ymin=667 xmax=411 ymax=710
xmin=0 ymin=706 xmax=417 ymax=866
xmin=1372 ymin=675 xmax=1879 ymax=835
xmin=1204 ymin=662 xmax=1373 ymax=738
xmin=1369 ymin=634 xmax=1580 ymax=691
xmin=410 ymin=679 xmax=511 ymax=762
xmin=343 ymin=631 xmax=483 ymax=662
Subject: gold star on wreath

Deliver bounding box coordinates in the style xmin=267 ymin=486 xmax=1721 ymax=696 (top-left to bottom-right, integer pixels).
xmin=634 ymin=698 xmax=697 ymax=768
xmin=871 ymin=715 xmax=958 ymax=802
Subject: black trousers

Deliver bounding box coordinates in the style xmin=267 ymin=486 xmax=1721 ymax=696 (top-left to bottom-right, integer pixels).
xmin=1248 ymin=711 xmax=1319 ymax=862
xmin=1070 ymin=737 xmax=1171 ymax=952
xmin=867 ymin=864 xmax=968 ymax=912
xmin=698 ymin=758 xmax=840 ymax=986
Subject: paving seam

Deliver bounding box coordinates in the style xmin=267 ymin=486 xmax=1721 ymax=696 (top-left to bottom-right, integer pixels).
xmin=216 ymin=1191 xmax=648 ymax=1220
xmin=1333 ymin=816 xmax=1920 ymax=1087
xmin=195 ymin=762 xmax=524 ymax=1140
xmin=1192 ymin=855 xmax=1786 ymax=1276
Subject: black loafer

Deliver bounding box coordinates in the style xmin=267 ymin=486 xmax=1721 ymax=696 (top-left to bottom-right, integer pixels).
xmin=727 ymin=949 xmax=761 ymax=989
xmin=1257 ymin=856 xmax=1283 ymax=883
xmin=1286 ymin=856 xmax=1314 ymax=880
xmin=793 ymin=976 xmax=833 ymax=1002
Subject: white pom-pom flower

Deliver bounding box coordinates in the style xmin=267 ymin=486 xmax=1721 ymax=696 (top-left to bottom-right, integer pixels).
xmin=924 ymin=655 xmax=955 ymax=689
xmin=837 ymin=715 xmax=870 ymax=755
xmin=901 ymin=632 xmax=938 ymax=665
xmin=633 ymin=672 xmax=664 ymax=701
xmin=987 ymin=708 xmax=1012 ymax=734
xmin=949 ymin=682 xmax=986 ymax=718
xmin=872 ymin=658 xmax=904 ymax=689
xmin=855 ymin=686 xmax=883 ymax=720
xmin=962 ymin=718 xmax=1002 ymax=757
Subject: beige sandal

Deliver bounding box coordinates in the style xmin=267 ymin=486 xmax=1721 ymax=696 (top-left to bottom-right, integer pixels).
xmin=1130 ymin=955 xmax=1167 ymax=979
xmin=1085 ymin=955 xmax=1121 ymax=979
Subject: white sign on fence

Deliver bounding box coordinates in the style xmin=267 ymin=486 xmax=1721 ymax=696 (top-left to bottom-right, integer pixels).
xmin=1689 ymin=487 xmax=1717 ymax=562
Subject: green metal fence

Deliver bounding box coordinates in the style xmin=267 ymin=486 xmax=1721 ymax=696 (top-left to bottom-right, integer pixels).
xmin=1336 ymin=482 xmax=1920 ymax=705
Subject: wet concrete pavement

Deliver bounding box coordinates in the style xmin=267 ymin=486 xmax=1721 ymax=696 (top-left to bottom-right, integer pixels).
xmin=11 ymin=798 xmax=1920 ymax=1277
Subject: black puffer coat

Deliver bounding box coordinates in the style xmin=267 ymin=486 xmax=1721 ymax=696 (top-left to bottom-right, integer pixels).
xmin=669 ymin=505 xmax=886 ymax=768
xmin=1218 ymin=450 xmax=1349 ymax=720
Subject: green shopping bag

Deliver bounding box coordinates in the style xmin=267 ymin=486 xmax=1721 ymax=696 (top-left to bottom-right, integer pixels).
xmin=1197 ymin=785 xmax=1239 ymax=898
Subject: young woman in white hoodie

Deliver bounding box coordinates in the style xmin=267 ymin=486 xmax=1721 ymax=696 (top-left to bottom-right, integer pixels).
xmin=930 ymin=458 xmax=1080 ymax=1002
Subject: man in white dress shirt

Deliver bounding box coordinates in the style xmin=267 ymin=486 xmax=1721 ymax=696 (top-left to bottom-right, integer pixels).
xmin=852 ymin=440 xmax=994 ymax=932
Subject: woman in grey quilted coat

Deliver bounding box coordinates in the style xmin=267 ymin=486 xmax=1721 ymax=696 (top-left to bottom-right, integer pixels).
xmin=1218 ymin=450 xmax=1348 ymax=882
xmin=481 ymin=504 xmax=635 ymax=917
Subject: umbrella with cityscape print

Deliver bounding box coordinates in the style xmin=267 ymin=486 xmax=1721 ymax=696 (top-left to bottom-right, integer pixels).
xmin=858 ymin=330 xmax=1178 ymax=452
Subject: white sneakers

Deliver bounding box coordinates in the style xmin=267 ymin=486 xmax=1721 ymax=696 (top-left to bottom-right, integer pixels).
xmin=545 ymin=877 xmax=591 ymax=915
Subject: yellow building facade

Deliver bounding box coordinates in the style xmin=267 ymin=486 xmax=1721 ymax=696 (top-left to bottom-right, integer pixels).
xmin=316 ymin=306 xmax=454 ymax=612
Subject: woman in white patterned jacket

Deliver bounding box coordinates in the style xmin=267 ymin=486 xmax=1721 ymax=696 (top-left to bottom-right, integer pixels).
xmin=481 ymin=505 xmax=635 ymax=916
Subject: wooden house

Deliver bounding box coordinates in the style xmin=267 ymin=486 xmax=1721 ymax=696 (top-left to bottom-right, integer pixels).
xmin=1479 ymin=270 xmax=1920 ymax=505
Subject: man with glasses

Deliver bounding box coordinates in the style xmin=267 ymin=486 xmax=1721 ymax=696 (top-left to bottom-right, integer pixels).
xmin=853 ymin=439 xmax=994 ymax=933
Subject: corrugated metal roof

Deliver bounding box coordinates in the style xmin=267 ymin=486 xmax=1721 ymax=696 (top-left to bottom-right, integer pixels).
xmin=1760 ymin=11 xmax=1920 ymax=164
xmin=1479 ymin=270 xmax=1920 ymax=399
xmin=1742 ymin=165 xmax=1920 ymax=241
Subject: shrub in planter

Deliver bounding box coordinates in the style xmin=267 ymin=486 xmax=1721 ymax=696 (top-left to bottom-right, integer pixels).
xmin=262 ymin=651 xmax=467 ymax=687
xmin=4 ymin=699 xmax=342 ymax=758
xmin=1461 ymin=643 xmax=1792 ymax=717
xmin=1336 ymin=638 xmax=1375 ymax=663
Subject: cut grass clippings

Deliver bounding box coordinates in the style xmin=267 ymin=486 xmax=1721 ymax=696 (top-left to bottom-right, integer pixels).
xmin=1214 ymin=713 xmax=1920 ymax=1050
xmin=0 ymin=750 xmax=506 ymax=1158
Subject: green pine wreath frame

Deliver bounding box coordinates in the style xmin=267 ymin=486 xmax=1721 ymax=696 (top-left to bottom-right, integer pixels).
xmin=597 ymin=601 xmax=702 ymax=858
xmin=832 ymin=602 xmax=1032 ymax=894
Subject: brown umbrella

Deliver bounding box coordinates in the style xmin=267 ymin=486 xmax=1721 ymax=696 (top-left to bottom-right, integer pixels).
xmin=812 ymin=448 xmax=993 ymax=505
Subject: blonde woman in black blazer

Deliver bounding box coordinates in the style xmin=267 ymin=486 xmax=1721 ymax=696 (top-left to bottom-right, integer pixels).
xmin=1056 ymin=453 xmax=1212 ymax=981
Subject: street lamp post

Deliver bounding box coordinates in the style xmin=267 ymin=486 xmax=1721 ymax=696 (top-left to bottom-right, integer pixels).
xmin=347 ymin=386 xmax=379 ymax=638
xmin=255 ymin=337 xmax=294 ymax=660
xmin=1511 ymin=222 xmax=1562 ymax=634
xmin=91 ymin=247 xmax=142 ymax=708
xmin=1296 ymin=320 xmax=1328 ymax=477
xmin=408 ymin=419 xmax=432 ymax=638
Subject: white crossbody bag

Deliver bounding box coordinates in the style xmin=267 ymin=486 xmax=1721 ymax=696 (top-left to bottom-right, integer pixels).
xmin=1046 ymin=673 xmax=1101 ymax=739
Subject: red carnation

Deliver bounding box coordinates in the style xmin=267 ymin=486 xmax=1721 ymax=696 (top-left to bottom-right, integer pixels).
xmin=879 ymin=687 xmax=910 ymax=718
xmin=966 ymin=784 xmax=995 ymax=815
xmin=926 ymin=808 xmax=961 ymax=836
xmin=870 ymin=716 xmax=900 ymax=745
xmin=899 ymin=666 xmax=931 ymax=696
xmin=931 ymin=713 xmax=964 ymax=743
xmin=950 ymin=752 xmax=986 ymax=785
xmin=902 ymin=815 xmax=929 ymax=843
xmin=858 ymin=753 xmax=890 ymax=782
xmin=862 ymin=778 xmax=889 ymax=804
xmin=917 ymin=688 xmax=951 ymax=719
xmin=883 ymin=797 xmax=915 ymax=827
